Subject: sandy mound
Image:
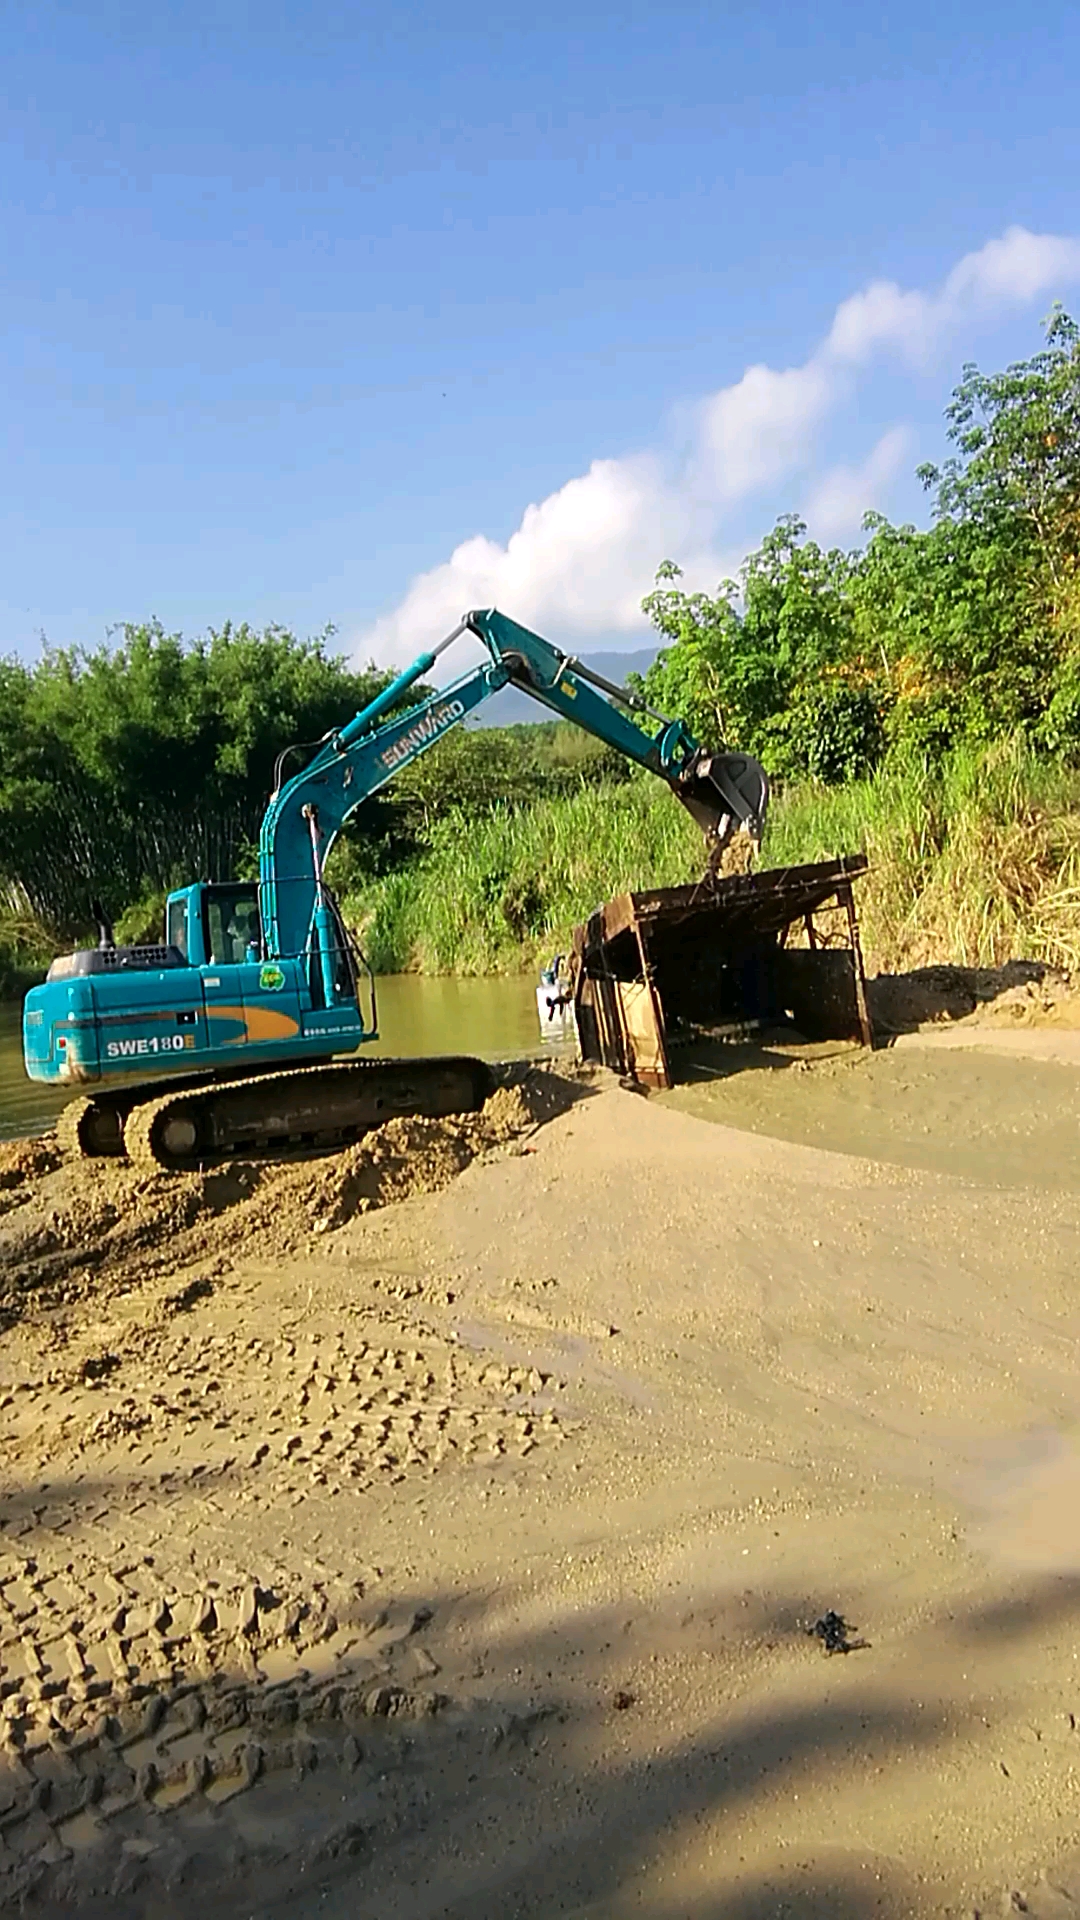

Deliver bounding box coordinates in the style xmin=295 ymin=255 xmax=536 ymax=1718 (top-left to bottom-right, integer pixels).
xmin=0 ymin=1069 xmax=580 ymax=1331
xmin=968 ymin=973 xmax=1080 ymax=1028
xmin=298 ymin=1080 xmax=554 ymax=1231
xmin=6 ymin=1052 xmax=1080 ymax=1917
xmin=0 ymin=1076 xmax=577 ymax=1916
xmin=867 ymin=958 xmax=1072 ymax=1032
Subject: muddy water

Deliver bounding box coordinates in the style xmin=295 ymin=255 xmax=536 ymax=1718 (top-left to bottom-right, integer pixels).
xmin=662 ymin=1037 xmax=1080 ymax=1193
xmin=0 ymin=974 xmax=555 ymax=1141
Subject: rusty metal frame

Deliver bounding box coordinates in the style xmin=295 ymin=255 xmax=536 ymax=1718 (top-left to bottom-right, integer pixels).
xmin=841 ymin=876 xmax=874 ymax=1049
xmin=571 ymin=855 xmax=873 ymax=1087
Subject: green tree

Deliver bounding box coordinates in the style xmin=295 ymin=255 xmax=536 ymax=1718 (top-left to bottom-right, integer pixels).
xmin=923 ymin=305 xmax=1080 ymax=605
xmin=640 ymin=520 xmax=882 ymax=781
xmin=0 ymin=622 xmax=393 ymax=935
xmin=639 ymin=311 xmax=1080 ymax=775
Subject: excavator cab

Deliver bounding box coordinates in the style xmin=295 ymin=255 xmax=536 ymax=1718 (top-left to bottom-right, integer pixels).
xmin=22 ymin=878 xmax=370 ymax=1104
xmin=165 ymin=881 xmax=366 ymax=1026
xmin=163 ymin=884 xmax=262 ymax=968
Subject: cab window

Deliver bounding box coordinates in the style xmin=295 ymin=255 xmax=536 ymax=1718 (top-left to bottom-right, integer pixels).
xmin=205 ymin=889 xmax=262 ymax=966
xmin=167 ymin=898 xmax=188 ymax=959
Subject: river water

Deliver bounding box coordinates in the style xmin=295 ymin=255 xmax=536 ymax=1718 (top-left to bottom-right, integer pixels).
xmin=0 ymin=974 xmax=559 ymax=1142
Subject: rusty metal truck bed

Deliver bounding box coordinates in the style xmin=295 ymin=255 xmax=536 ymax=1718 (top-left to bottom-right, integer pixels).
xmin=571 ymin=855 xmax=872 ymax=1088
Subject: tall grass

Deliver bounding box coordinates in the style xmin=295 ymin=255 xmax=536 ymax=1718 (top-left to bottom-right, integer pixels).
xmin=342 ymin=739 xmax=1080 ymax=978
xmin=344 ymin=779 xmax=703 ymax=975
xmin=768 ymin=739 xmax=1080 ymax=973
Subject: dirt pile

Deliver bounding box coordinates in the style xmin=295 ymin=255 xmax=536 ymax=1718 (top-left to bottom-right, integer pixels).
xmin=306 ymin=1079 xmax=560 ymax=1231
xmin=866 ymin=957 xmax=1073 ymax=1033
xmin=967 ymin=970 xmax=1080 ymax=1028
xmin=0 ymin=1071 xmax=570 ymax=1332
xmin=14 ymin=1045 xmax=1080 ymax=1917
xmin=0 ymin=1134 xmax=61 ymax=1193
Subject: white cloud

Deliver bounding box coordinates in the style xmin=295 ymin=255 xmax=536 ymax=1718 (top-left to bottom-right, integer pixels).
xmin=693 ymin=359 xmax=835 ymax=501
xmin=824 ymin=226 xmax=1080 ymax=369
xmin=801 ymin=426 xmax=915 ymax=547
xmin=943 ymin=225 xmax=1080 ymax=313
xmin=358 ymin=227 xmax=1080 ymax=666
xmin=824 ymin=281 xmax=934 ymax=368
xmin=365 ymin=454 xmax=675 ymax=664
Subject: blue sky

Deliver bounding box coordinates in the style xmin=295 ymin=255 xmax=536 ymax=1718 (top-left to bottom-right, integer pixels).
xmin=2 ymin=0 xmax=1079 ymax=669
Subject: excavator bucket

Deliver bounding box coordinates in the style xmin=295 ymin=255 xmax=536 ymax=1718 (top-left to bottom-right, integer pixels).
xmin=571 ymin=856 xmax=872 ymax=1088
xmin=674 ymin=751 xmax=770 ymax=862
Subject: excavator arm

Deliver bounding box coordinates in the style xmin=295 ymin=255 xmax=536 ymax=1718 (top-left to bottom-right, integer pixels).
xmin=259 ymin=608 xmax=769 ymax=969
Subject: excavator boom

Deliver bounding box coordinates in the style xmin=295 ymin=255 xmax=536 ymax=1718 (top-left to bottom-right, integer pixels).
xmin=259 ymin=608 xmax=767 ymax=963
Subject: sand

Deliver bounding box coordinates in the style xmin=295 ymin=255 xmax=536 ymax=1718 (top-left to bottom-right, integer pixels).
xmin=2 ymin=1041 xmax=1080 ymax=1918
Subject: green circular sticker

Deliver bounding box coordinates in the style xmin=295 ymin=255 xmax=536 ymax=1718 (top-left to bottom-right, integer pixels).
xmin=259 ymin=963 xmax=286 ymax=991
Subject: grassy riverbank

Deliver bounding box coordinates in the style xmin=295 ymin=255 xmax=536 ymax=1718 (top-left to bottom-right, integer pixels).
xmin=6 ymin=739 xmax=1080 ymax=995
xmin=341 ymin=739 xmax=1080 ymax=978
xmin=769 ymin=740 xmax=1080 ymax=974
xmin=343 ymin=778 xmax=705 ymax=975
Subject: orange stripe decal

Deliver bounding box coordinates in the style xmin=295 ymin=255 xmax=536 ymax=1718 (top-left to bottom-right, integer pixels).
xmin=205 ymin=1005 xmax=301 ymax=1045
xmin=242 ymin=1006 xmax=301 ymax=1042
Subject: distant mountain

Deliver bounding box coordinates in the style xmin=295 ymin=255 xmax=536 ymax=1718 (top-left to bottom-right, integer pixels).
xmin=463 ymin=647 xmax=659 ymax=728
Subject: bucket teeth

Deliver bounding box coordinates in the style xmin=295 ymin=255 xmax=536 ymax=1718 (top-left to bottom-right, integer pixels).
xmin=676 ymin=750 xmax=769 ymax=854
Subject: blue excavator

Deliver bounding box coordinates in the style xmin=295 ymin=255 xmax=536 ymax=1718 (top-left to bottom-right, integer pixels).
xmin=22 ymin=609 xmax=768 ymax=1168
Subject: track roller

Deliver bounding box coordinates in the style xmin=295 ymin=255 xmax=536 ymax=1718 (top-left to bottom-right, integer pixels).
xmin=57 ymin=1095 xmax=128 ymax=1159
xmin=124 ymin=1095 xmax=205 ymax=1171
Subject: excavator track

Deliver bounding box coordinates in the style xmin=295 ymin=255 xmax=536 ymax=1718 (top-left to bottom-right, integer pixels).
xmin=118 ymin=1053 xmax=494 ymax=1172
xmin=56 ymin=1092 xmax=127 ymax=1158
